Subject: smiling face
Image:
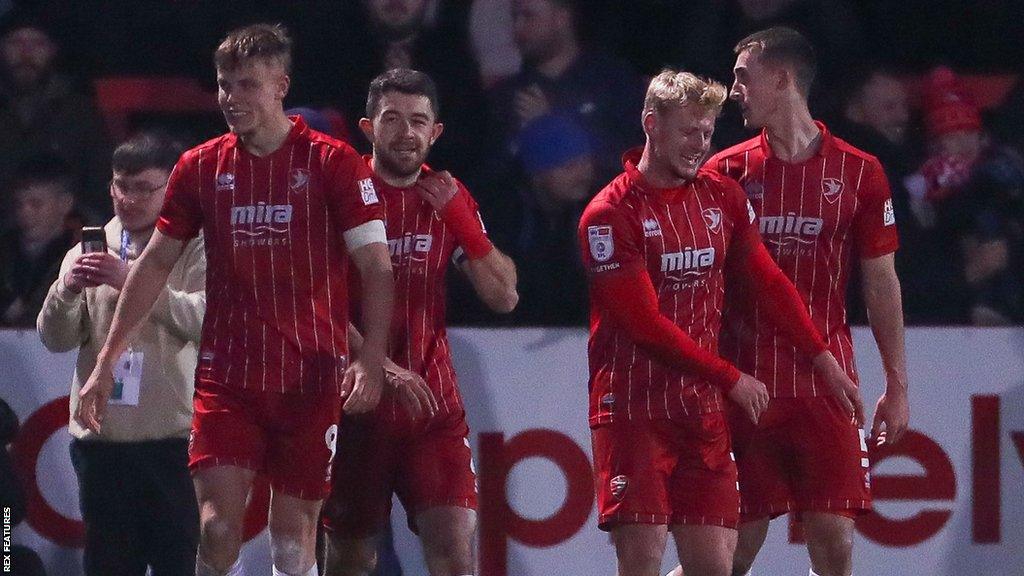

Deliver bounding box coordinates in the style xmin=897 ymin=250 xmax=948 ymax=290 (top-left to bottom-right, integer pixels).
xmin=361 ymin=90 xmax=443 ymax=181
xmin=730 ymin=47 xmax=784 ymax=130
xmin=645 ymin=102 xmax=718 ymax=182
xmin=216 ymin=58 xmax=289 ymax=139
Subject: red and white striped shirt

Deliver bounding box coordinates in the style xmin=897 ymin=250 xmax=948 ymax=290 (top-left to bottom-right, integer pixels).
xmin=350 ymin=163 xmax=488 ymax=426
xmin=157 ymin=117 xmax=383 ymax=394
xmin=579 ymin=150 xmax=757 ymax=424
xmin=710 ymin=122 xmax=899 ymax=398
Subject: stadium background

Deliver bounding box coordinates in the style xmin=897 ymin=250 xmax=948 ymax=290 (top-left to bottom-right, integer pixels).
xmin=2 ymin=0 xmax=1023 ymax=574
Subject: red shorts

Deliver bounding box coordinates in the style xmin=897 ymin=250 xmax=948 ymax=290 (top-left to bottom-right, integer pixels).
xmin=321 ymin=413 xmax=477 ymax=538
xmin=189 ymin=380 xmax=342 ymax=500
xmin=728 ymin=396 xmax=872 ymax=521
xmin=591 ymin=413 xmax=739 ymax=531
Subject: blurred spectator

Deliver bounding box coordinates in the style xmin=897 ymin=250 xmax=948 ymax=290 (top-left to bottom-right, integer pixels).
xmin=36 ymin=131 xmax=204 ymax=576
xmin=509 ymin=113 xmax=594 ymax=325
xmin=489 ymin=0 xmax=645 ymax=188
xmin=833 ymin=67 xmax=961 ymax=324
xmin=469 ymin=0 xmax=522 ymax=87
xmin=905 ymin=67 xmax=1024 ymax=325
xmin=0 ymin=9 xmax=111 ymax=222
xmin=0 ymin=398 xmax=47 ymax=576
xmin=0 ymin=156 xmax=76 ymax=327
xmin=285 ymin=105 xmax=351 ymax=141
xmin=324 ymin=0 xmax=489 ymax=182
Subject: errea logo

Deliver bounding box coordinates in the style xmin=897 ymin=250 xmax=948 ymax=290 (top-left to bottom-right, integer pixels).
xmin=643 ymin=218 xmax=662 ymax=237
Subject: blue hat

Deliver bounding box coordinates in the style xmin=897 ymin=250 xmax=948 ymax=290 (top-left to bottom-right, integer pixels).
xmin=517 ymin=113 xmax=593 ymax=175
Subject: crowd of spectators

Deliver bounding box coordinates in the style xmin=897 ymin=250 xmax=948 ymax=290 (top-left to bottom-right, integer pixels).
xmin=1 ymin=0 xmax=1022 ymax=327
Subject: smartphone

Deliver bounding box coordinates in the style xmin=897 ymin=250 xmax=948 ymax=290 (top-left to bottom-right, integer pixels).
xmin=81 ymin=226 xmax=106 ymax=254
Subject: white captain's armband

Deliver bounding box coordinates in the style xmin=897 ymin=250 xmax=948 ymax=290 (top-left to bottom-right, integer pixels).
xmin=344 ymin=219 xmax=387 ymax=252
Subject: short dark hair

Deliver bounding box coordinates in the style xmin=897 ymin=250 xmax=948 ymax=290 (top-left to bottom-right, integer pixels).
xmin=365 ymin=68 xmax=440 ymax=119
xmin=11 ymin=153 xmax=74 ymax=196
xmin=735 ymin=26 xmax=817 ymax=94
xmin=214 ymin=23 xmax=292 ymax=73
xmin=111 ymin=131 xmax=185 ymax=175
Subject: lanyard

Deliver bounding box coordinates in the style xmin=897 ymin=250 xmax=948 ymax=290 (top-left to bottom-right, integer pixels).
xmin=120 ymin=229 xmax=130 ymax=262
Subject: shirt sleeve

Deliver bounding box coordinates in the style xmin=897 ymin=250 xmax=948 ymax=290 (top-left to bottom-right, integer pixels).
xmin=324 ymin=145 xmax=385 ymax=235
xmin=721 ymin=174 xmax=761 ymax=258
xmin=156 ymin=153 xmax=203 ymax=241
xmin=577 ymin=200 xmax=643 ymax=276
xmin=451 ymin=182 xmax=492 ymax=263
xmin=852 ymin=160 xmax=899 ymax=259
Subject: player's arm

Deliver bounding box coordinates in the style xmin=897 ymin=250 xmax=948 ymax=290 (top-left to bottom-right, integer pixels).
xmin=418 ymin=170 xmax=519 ymax=313
xmin=76 ymin=229 xmax=186 ymax=432
xmin=458 ymin=248 xmax=518 ymax=313
xmin=346 ymin=322 xmax=437 ymax=419
xmin=861 ymin=253 xmax=909 ymax=444
xmin=147 ymin=237 xmax=206 ymax=344
xmin=343 ymin=233 xmax=394 ymax=414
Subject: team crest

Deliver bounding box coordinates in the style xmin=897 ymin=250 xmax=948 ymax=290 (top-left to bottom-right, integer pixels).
xmin=822 ymin=178 xmax=844 ymax=203
xmin=588 ymin=225 xmax=614 ymax=262
xmin=610 ymin=475 xmax=629 ymax=500
xmin=289 ymin=168 xmax=310 ymax=192
xmin=216 ymin=172 xmax=235 ymax=192
xmin=702 ymin=208 xmax=723 ymax=234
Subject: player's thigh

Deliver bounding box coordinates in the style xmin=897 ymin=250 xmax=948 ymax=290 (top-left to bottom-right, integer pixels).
xmin=790 ymin=397 xmax=871 ymax=511
xmin=667 ymin=413 xmax=740 ymax=529
xmin=264 ymin=385 xmax=344 ymax=500
xmin=591 ymin=419 xmax=675 ymax=531
xmin=670 ymin=524 xmax=736 ymax=576
xmin=398 ymin=418 xmax=477 ymax=530
xmin=415 ymin=506 xmax=478 ymax=554
xmin=193 ymin=464 xmax=256 ymax=525
xmin=610 ymin=523 xmax=670 ymax=575
xmin=189 ymin=380 xmax=268 ymax=477
xmin=322 ymin=415 xmax=398 ymax=539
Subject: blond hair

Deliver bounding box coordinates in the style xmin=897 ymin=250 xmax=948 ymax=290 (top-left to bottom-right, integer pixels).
xmin=643 ymin=69 xmax=727 ymax=116
xmin=214 ymin=23 xmax=292 ymax=73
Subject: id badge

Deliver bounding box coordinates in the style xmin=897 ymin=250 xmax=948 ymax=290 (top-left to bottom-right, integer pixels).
xmin=110 ymin=350 xmax=143 ymax=406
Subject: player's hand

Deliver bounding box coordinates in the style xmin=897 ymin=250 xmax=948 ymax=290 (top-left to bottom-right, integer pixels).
xmin=76 ymin=253 xmax=130 ymax=291
xmin=76 ymin=363 xmax=115 ymax=433
xmin=415 ymin=170 xmax=459 ymax=212
xmin=64 ymin=254 xmax=106 ymax=293
xmin=384 ymin=360 xmax=437 ymax=420
xmin=727 ymin=372 xmax=769 ymax=424
xmin=870 ymin=387 xmax=909 ymax=446
xmin=340 ymin=356 xmax=385 ymax=414
xmin=514 ymin=84 xmax=552 ymax=126
xmin=812 ymin=351 xmax=864 ymax=427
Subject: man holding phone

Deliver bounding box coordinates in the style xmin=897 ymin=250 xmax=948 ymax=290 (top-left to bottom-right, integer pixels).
xmin=37 ymin=131 xmax=206 ymax=576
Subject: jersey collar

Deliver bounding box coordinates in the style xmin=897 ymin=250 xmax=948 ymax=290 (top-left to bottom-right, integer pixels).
xmin=759 ymin=120 xmax=834 ymax=162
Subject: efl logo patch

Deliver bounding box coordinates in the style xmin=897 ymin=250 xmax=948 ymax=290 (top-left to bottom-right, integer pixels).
xmin=359 ymin=178 xmax=379 ymax=205
xmin=822 ymin=177 xmax=844 ymax=203
xmin=883 ymin=198 xmax=896 ymax=226
xmin=702 ymin=207 xmax=722 ymax=234
xmin=216 ymin=172 xmax=235 ymax=192
xmin=588 ymin=225 xmax=614 ymax=262
xmin=610 ymin=475 xmax=629 ymax=500
xmin=289 ymin=168 xmax=310 ymax=192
